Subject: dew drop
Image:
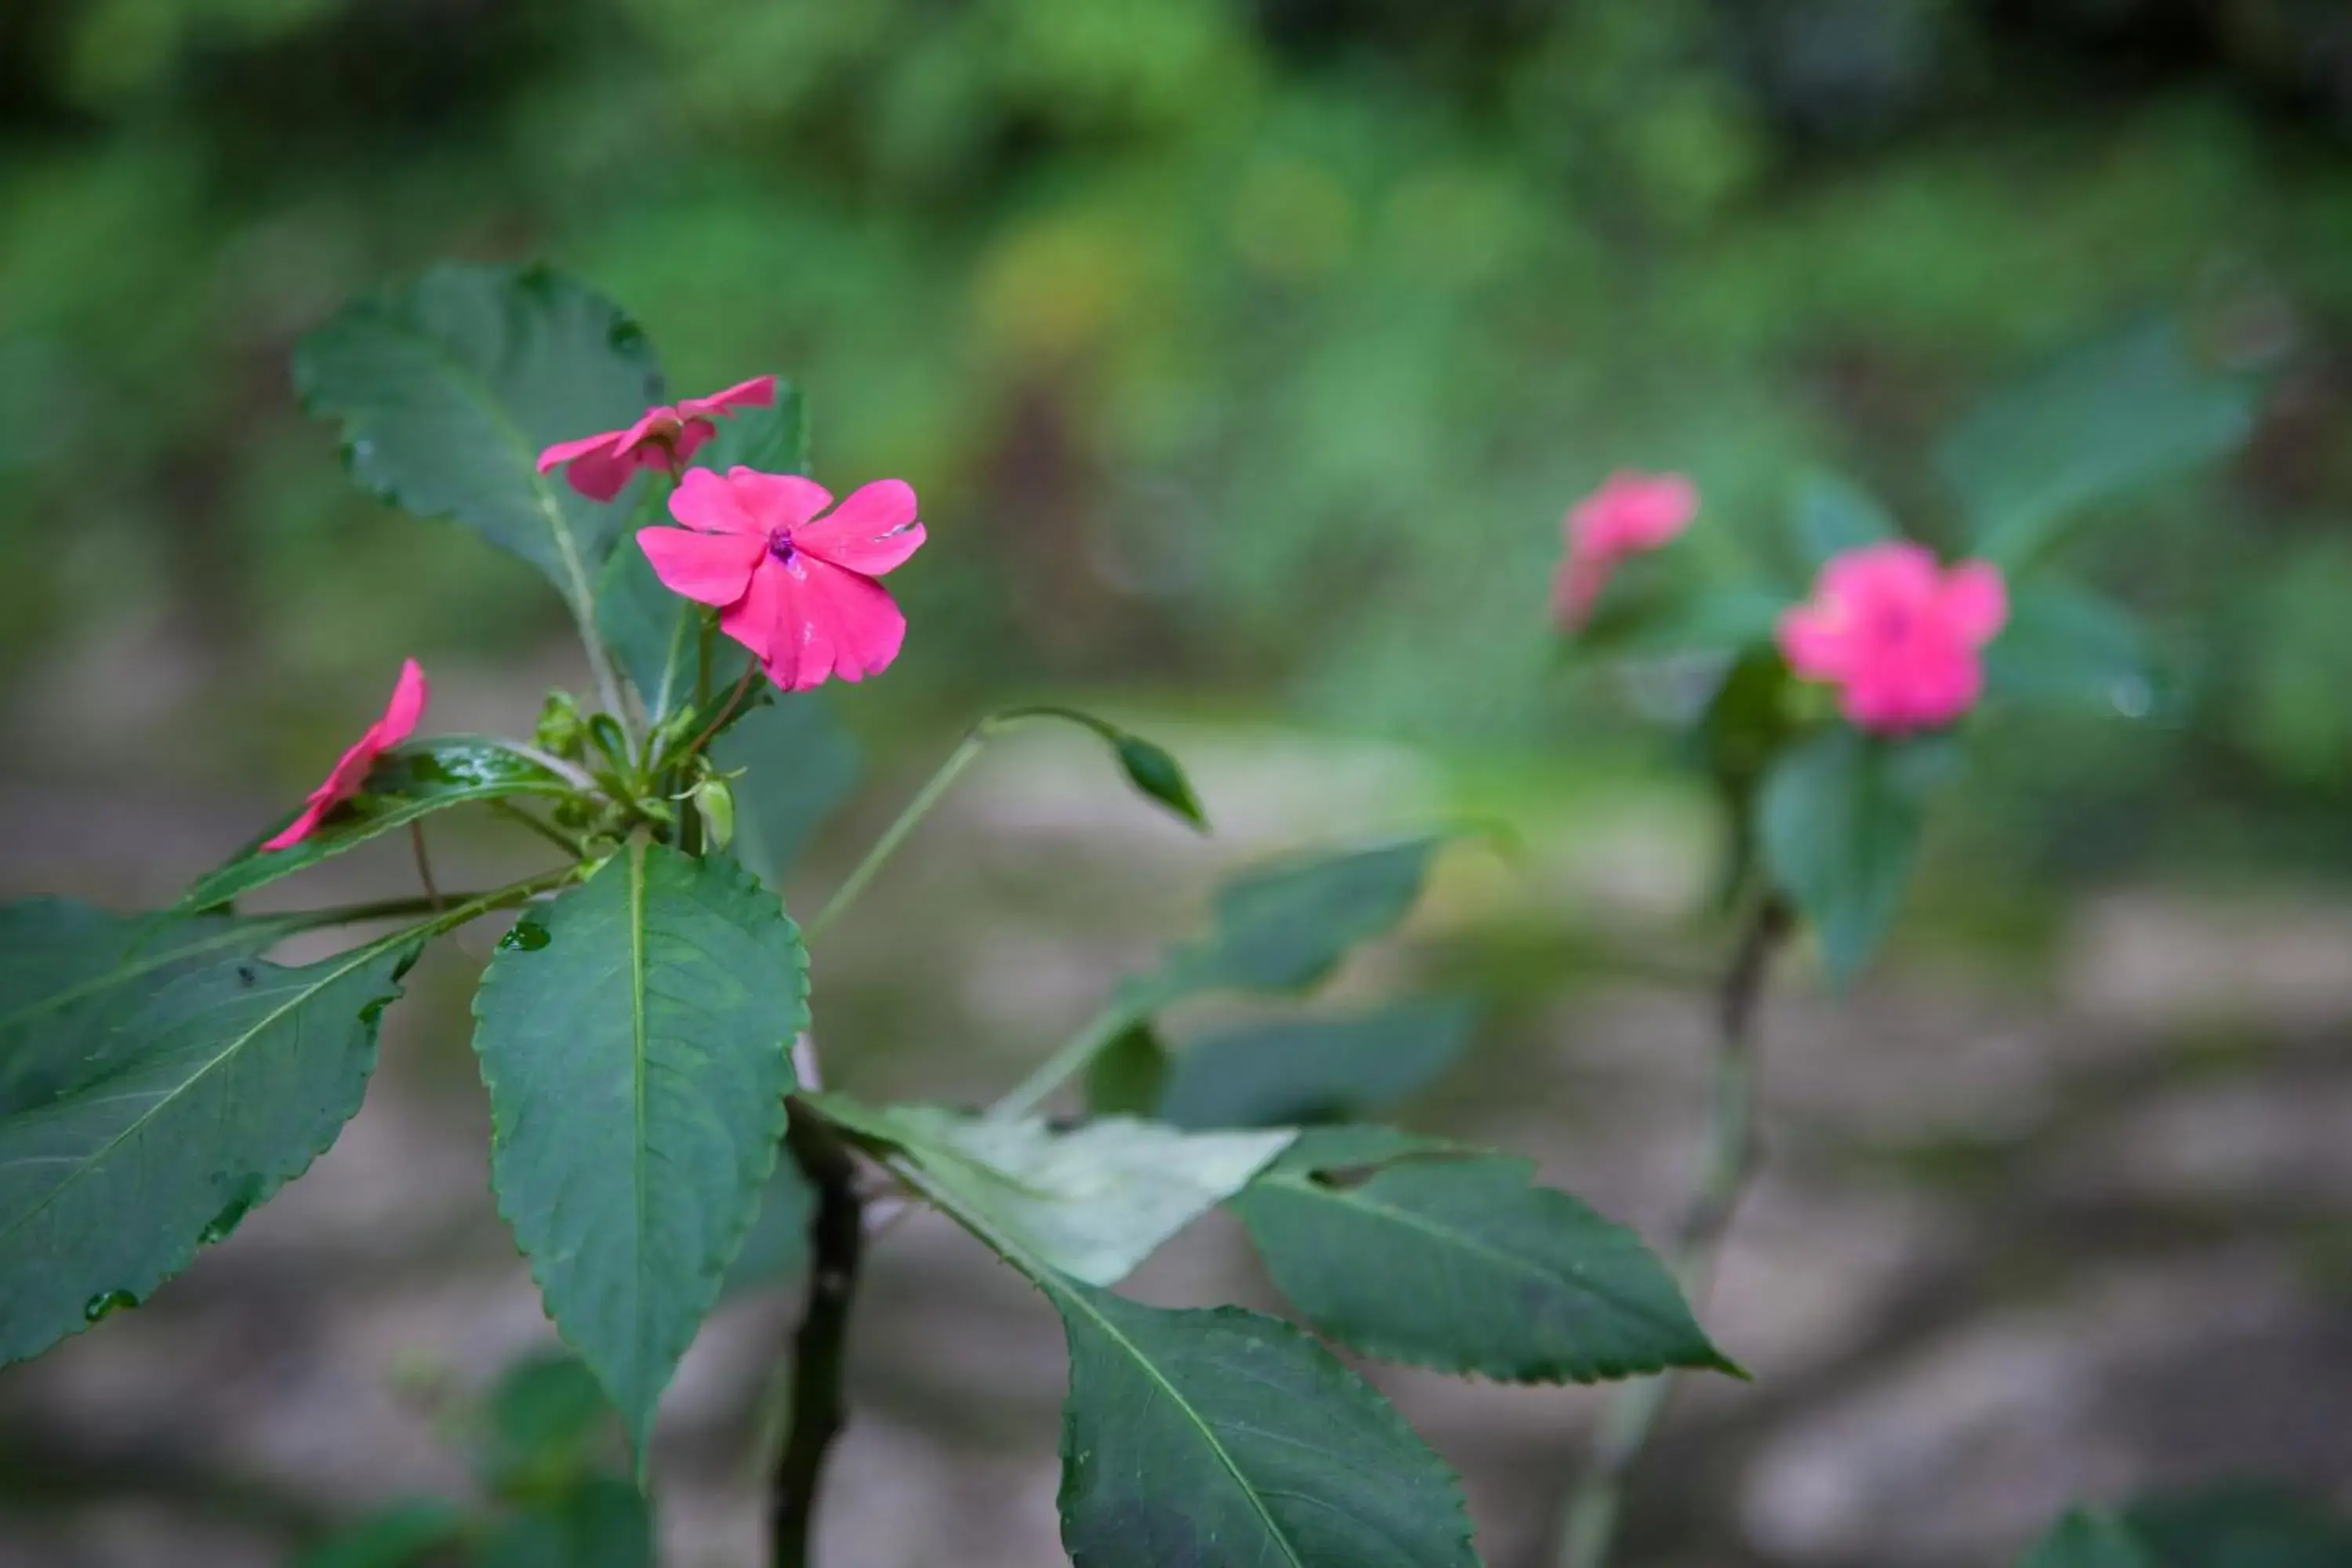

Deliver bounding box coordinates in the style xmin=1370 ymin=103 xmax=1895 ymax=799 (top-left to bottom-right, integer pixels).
xmin=500 ymin=918 xmax=552 ymax=952
xmin=82 ymin=1290 xmax=138 ymax=1323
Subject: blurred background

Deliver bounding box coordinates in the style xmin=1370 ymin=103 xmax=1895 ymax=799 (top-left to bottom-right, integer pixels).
xmin=5 ymin=2 xmax=2352 ymax=1565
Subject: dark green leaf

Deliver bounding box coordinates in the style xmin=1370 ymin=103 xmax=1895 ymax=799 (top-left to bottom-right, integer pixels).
xmin=1232 ymin=1135 xmax=1732 ymax=1382
xmin=475 ymin=1478 xmax=652 ymax=1568
xmin=712 ymin=695 xmax=863 ymax=893
xmin=1082 ymin=1021 xmax=1171 ymax=1119
xmin=1984 ymin=583 xmax=2161 ymax=717
xmin=295 ymin=1501 xmax=469 ymax=1568
xmin=1791 ymin=473 xmax=1899 ymax=571
xmin=0 ymin=900 xmax=302 ymax=1115
xmin=1158 ymin=998 xmax=1479 ymax=1131
xmin=472 ymin=844 xmax=807 ymax=1453
xmin=296 ymin=263 xmax=665 ymax=619
xmin=817 ymin=1097 xmax=1290 ymax=1287
xmin=0 ymin=936 xmax=412 ymax=1365
xmin=875 ymin=1134 xmax=1481 ymax=1568
xmin=2125 ymin=1483 xmax=2352 ymax=1568
xmin=1759 ymin=727 xmax=1951 ymax=987
xmin=1138 ymin=833 xmax=1462 ymax=1007
xmin=2017 ymin=1510 xmax=2159 ymax=1568
xmin=479 ymin=1350 xmax=617 ymax=1498
xmin=1939 ymin=320 xmax=2259 ymax=572
xmin=183 ymin=740 xmax=576 ymax=913
xmin=1056 ymin=1288 xmax=1480 ymax=1568
xmin=719 ymin=1157 xmax=817 ymax=1299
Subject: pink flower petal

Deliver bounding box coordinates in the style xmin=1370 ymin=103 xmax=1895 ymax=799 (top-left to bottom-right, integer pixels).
xmin=1942 ymin=560 xmax=2009 ymax=645
xmin=1570 ymin=471 xmax=1698 ymax=558
xmin=260 ymin=799 xmax=333 ymax=854
xmin=671 ymin=418 xmax=719 ymax=463
xmin=638 ymin=526 xmax=765 ymax=608
xmin=727 ymin=470 xmax=835 ymax=535
xmin=668 ymin=467 xmax=769 ymax=537
xmin=260 ymin=659 xmax=430 ymax=851
xmin=555 ymin=442 xmax=638 ymax=503
xmin=378 ymin=658 xmax=429 ymax=746
xmin=717 ymin=558 xmax=789 ymax=668
xmin=1550 ymin=548 xmax=1613 ymax=632
xmin=537 ymin=430 xmax=622 ymax=475
xmin=677 ymin=376 xmax=778 ymax=419
xmin=794 ymin=557 xmax=906 ymax=683
xmin=795 ymin=480 xmax=926 ymax=576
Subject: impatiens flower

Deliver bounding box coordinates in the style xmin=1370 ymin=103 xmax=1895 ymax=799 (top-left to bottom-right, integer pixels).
xmin=1552 ymin=470 xmax=1699 ymax=630
xmin=261 ymin=659 xmax=428 ymax=851
xmin=535 ymin=376 xmax=777 ymax=502
xmin=1778 ymin=542 xmax=2007 ymax=734
xmin=637 ymin=467 xmax=925 ymax=691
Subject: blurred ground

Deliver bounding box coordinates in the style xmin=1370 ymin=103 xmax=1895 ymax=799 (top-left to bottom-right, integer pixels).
xmin=2 ymin=681 xmax=2348 ymax=1568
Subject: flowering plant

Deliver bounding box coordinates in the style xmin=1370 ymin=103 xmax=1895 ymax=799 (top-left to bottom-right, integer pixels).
xmin=0 ymin=264 xmax=1743 ymax=1567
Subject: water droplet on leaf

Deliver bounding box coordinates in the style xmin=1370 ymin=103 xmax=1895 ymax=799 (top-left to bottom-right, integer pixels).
xmin=83 ymin=1290 xmax=138 ymax=1323
xmin=501 ymin=918 xmax=552 ymax=952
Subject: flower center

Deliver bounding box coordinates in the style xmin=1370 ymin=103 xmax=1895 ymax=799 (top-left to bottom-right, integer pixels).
xmin=768 ymin=528 xmax=798 ymax=565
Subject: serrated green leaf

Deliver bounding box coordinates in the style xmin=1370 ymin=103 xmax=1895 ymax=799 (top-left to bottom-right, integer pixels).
xmin=472 ymin=844 xmax=806 ymax=1453
xmin=1939 ymin=320 xmax=2259 ymax=572
xmin=181 ymin=739 xmax=576 ymax=913
xmin=1791 ymin=473 xmax=1899 ymax=571
xmin=2017 ymin=1510 xmax=2160 ymax=1568
xmin=875 ymin=1144 xmax=1480 ymax=1568
xmin=2125 ymin=1483 xmax=2352 ymax=1568
xmin=1759 ymin=726 xmax=1952 ymax=987
xmin=295 ymin=263 xmax=665 ymax=619
xmin=0 ymin=937 xmax=412 ymax=1365
xmin=720 ymin=1157 xmax=817 ymax=1299
xmin=818 ymin=1097 xmax=1290 ymax=1287
xmin=1158 ymin=997 xmax=1479 ymax=1131
xmin=1082 ymin=1020 xmax=1171 ymax=1118
xmin=1137 ymin=833 xmax=1461 ymax=1007
xmin=1232 ymin=1141 xmax=1731 ymax=1383
xmin=0 ymin=900 xmax=303 ymax=1115
xmin=475 ymin=1477 xmax=652 ymax=1568
xmin=712 ymin=695 xmax=863 ymax=894
xmin=1984 ymin=583 xmax=2162 ymax=717
xmin=294 ymin=1501 xmax=469 ymax=1568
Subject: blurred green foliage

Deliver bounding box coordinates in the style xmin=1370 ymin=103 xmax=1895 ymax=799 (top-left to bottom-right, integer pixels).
xmin=5 ymin=0 xmax=2352 ymax=873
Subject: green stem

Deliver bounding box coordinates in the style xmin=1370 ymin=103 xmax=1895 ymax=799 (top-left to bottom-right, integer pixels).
xmin=489 ymin=800 xmax=587 ymax=860
xmin=683 ymin=662 xmax=760 ymax=763
xmin=800 ymin=728 xmax=993 ymax=944
xmin=985 ymin=1001 xmax=1138 ymax=1122
xmin=407 ymin=821 xmax=445 ymax=911
xmin=1553 ymin=895 xmax=1790 ymax=1568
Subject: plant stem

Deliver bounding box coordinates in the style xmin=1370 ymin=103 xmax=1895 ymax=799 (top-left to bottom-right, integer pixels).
xmin=771 ymin=1104 xmax=866 ymax=1568
xmin=489 ymin=801 xmax=586 ymax=860
xmin=406 ymin=822 xmax=445 ymax=910
xmin=800 ymin=728 xmax=993 ymax=944
xmin=282 ymin=876 xmax=571 ymax=934
xmin=684 ymin=662 xmax=760 ymax=761
xmin=985 ymin=1000 xmax=1138 ymax=1122
xmin=1552 ymin=895 xmax=1791 ymax=1568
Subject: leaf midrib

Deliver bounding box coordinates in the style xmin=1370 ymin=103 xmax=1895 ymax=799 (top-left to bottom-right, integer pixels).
xmin=887 ymin=1152 xmax=1309 ymax=1568
xmin=626 ymin=842 xmax=652 ymax=1388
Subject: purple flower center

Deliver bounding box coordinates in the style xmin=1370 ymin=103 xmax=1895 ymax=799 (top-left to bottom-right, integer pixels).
xmin=768 ymin=528 xmax=798 ymax=565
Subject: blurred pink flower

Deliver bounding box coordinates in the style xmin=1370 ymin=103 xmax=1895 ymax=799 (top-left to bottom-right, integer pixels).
xmin=1552 ymin=470 xmax=1698 ymax=630
xmin=535 ymin=376 xmax=777 ymax=502
xmin=637 ymin=467 xmax=926 ymax=691
xmin=1779 ymin=542 xmax=2007 ymax=734
xmin=261 ymin=659 xmax=428 ymax=851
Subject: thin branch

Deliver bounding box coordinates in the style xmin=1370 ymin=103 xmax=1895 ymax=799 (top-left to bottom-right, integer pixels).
xmin=684 ymin=662 xmax=761 ymax=761
xmin=771 ymin=1105 xmax=866 ymax=1568
xmin=406 ymin=822 xmax=445 ymax=911
xmin=985 ymin=1001 xmax=1138 ymax=1123
xmin=489 ymin=800 xmax=587 ymax=860
xmin=1552 ymin=895 xmax=1791 ymax=1568
xmin=800 ymin=728 xmax=992 ymax=944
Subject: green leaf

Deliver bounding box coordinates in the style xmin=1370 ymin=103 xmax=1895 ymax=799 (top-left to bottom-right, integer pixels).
xmin=472 ymin=844 xmax=807 ymax=1453
xmin=999 ymin=707 xmax=1210 ymax=831
xmin=478 ymin=1350 xmax=617 ymax=1499
xmin=475 ymin=1478 xmax=652 ymax=1568
xmin=712 ymin=695 xmax=863 ymax=893
xmin=294 ymin=1501 xmax=469 ymax=1568
xmin=594 ymin=389 xmax=805 ymax=724
xmin=1791 ymin=473 xmax=1899 ymax=571
xmin=2017 ymin=1510 xmax=2159 ymax=1568
xmin=0 ymin=936 xmax=412 ymax=1365
xmin=1232 ymin=1134 xmax=1732 ymax=1382
xmin=1082 ymin=1020 xmax=1171 ymax=1119
xmin=295 ymin=263 xmax=665 ymax=619
xmin=1758 ymin=726 xmax=1952 ymax=987
xmin=1939 ymin=320 xmax=2259 ymax=572
xmin=1157 ymin=998 xmax=1479 ymax=1131
xmin=2125 ymin=1483 xmax=2352 ymax=1568
xmin=720 ymin=1157 xmax=817 ymax=1299
xmin=877 ymin=1138 xmax=1481 ymax=1568
xmin=1984 ymin=583 xmax=2161 ymax=717
xmin=1138 ymin=833 xmax=1462 ymax=1007
xmin=182 ymin=739 xmax=576 ymax=913
xmin=0 ymin=900 xmax=302 ymax=1115
xmin=818 ymin=1097 xmax=1290 ymax=1287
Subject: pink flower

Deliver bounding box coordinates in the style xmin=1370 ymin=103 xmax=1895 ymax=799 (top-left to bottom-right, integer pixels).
xmin=262 ymin=659 xmax=428 ymax=851
xmin=535 ymin=376 xmax=777 ymax=502
xmin=1552 ymin=470 xmax=1698 ymax=630
xmin=1778 ymin=543 xmax=2008 ymax=734
xmin=637 ymin=467 xmax=926 ymax=691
